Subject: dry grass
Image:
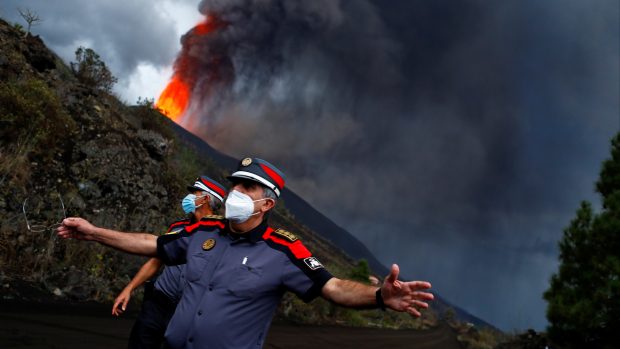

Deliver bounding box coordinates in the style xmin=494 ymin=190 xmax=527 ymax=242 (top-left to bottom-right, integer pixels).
xmin=0 ymin=136 xmax=34 ymax=189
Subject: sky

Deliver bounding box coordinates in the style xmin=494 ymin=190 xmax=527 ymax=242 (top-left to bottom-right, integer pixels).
xmin=2 ymin=0 xmax=619 ymax=331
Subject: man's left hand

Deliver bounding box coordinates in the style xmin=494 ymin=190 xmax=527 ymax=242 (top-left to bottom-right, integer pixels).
xmin=381 ymin=264 xmax=434 ymax=317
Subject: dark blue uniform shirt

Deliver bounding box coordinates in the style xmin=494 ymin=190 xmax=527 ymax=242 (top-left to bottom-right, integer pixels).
xmin=157 ymin=218 xmax=333 ymax=349
xmin=154 ymin=219 xmax=191 ymax=303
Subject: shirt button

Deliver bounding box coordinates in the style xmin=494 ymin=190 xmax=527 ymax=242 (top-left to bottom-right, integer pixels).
xmin=198 ymin=310 xmax=203 ymax=316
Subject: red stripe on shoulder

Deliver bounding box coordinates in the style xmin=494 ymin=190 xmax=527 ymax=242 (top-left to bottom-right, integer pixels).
xmin=167 ymin=220 xmax=191 ymax=232
xmin=185 ymin=220 xmax=225 ymax=233
xmin=262 ymin=227 xmax=275 ymax=239
xmin=288 ymin=241 xmax=312 ymax=259
xmin=263 ymin=228 xmax=311 ymax=259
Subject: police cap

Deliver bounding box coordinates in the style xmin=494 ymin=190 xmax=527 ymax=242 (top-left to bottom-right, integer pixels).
xmin=187 ymin=176 xmax=227 ymax=202
xmin=227 ymin=157 xmax=285 ymax=197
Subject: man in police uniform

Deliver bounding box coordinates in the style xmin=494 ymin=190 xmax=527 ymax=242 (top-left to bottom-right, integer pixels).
xmin=58 ymin=157 xmax=434 ymax=349
xmin=111 ymin=176 xmax=227 ymax=349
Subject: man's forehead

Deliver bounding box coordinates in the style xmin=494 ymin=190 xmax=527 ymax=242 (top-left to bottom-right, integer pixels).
xmin=230 ymin=178 xmax=262 ymax=189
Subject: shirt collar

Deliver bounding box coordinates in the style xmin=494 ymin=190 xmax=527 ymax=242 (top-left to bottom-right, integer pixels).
xmin=225 ymin=219 xmax=269 ymax=244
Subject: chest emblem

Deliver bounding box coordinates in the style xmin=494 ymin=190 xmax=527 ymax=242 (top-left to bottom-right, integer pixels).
xmin=202 ymin=238 xmax=216 ymax=251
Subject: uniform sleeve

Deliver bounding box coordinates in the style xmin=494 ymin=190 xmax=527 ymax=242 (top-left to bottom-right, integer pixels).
xmin=157 ymin=230 xmax=191 ymax=266
xmin=282 ymin=255 xmax=333 ymax=302
xmin=264 ymin=230 xmax=333 ymax=302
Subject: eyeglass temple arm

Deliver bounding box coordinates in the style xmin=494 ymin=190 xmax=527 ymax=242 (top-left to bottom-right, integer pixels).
xmin=23 ymin=195 xmax=66 ymax=230
xmin=22 ymin=198 xmax=32 ymax=230
xmin=58 ymin=193 xmax=67 ymax=219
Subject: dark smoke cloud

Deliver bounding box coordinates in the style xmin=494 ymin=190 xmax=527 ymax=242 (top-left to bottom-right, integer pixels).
xmin=174 ymin=0 xmax=619 ymax=330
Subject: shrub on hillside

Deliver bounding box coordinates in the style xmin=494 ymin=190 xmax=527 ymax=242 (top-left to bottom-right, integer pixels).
xmin=70 ymin=46 xmax=117 ymax=93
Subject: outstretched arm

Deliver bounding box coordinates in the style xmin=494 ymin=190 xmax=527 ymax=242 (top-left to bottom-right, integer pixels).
xmin=321 ymin=264 xmax=433 ymax=317
xmin=321 ymin=278 xmax=377 ymax=308
xmin=112 ymin=257 xmax=163 ymax=316
xmin=57 ymin=217 xmax=158 ymax=256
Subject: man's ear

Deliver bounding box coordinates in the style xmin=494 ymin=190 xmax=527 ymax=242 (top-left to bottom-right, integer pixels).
xmin=261 ymin=198 xmax=276 ymax=213
xmin=198 ymin=194 xmax=210 ymax=207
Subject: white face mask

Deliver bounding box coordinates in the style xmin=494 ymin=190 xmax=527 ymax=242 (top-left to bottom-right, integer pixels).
xmin=225 ymin=190 xmax=267 ymax=224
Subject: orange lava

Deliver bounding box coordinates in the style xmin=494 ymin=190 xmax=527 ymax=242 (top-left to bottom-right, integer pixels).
xmin=155 ymin=76 xmax=189 ymax=121
xmin=156 ymin=15 xmax=222 ymax=122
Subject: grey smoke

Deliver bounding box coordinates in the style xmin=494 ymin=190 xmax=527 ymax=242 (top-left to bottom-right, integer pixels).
xmin=180 ymin=0 xmax=619 ymax=330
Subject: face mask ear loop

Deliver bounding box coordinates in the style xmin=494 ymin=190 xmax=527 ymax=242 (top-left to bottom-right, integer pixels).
xmin=195 ymin=193 xmax=208 ymax=209
xmin=194 ymin=195 xmax=209 ymax=208
xmin=251 ymin=198 xmax=272 ymax=216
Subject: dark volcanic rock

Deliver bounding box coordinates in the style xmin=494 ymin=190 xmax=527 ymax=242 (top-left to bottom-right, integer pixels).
xmin=22 ymin=34 xmax=56 ymax=72
xmin=137 ymin=129 xmax=170 ymax=160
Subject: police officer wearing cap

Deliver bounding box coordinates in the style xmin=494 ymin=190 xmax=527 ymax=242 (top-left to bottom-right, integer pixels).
xmin=112 ymin=176 xmax=227 ymax=349
xmin=57 ymin=157 xmax=434 ymax=349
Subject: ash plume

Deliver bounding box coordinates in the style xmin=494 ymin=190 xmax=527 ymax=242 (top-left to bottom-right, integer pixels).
xmin=170 ymin=0 xmax=619 ymax=331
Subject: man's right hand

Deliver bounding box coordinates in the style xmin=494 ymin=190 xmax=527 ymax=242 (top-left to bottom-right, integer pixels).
xmin=112 ymin=287 xmax=132 ymax=316
xmin=57 ymin=217 xmax=98 ymax=241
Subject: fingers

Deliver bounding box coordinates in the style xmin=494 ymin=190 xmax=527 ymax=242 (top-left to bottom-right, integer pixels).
xmin=410 ymin=299 xmax=429 ymax=309
xmin=112 ymin=290 xmax=131 ymax=317
xmin=113 ymin=307 xmax=124 ymax=316
xmin=112 ymin=298 xmax=123 ymax=316
xmin=403 ymin=300 xmax=430 ymax=318
xmin=56 ymin=219 xmax=78 ymax=239
xmin=56 ymin=226 xmax=74 ymax=239
xmin=62 ymin=217 xmax=82 ymax=227
xmin=398 ymin=292 xmax=433 ymax=304
xmin=112 ymin=300 xmax=127 ymax=316
xmin=405 ymin=280 xmax=432 ymax=290
xmin=412 ymin=291 xmax=434 ymax=301
xmin=386 ymin=264 xmax=400 ymax=284
xmin=406 ymin=306 xmax=422 ymax=317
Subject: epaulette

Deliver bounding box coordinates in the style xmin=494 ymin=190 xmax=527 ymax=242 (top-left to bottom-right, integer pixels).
xmin=272 ymin=228 xmax=298 ymax=242
xmin=263 ymin=227 xmax=311 ymax=260
xmin=166 ymin=219 xmax=191 ymax=234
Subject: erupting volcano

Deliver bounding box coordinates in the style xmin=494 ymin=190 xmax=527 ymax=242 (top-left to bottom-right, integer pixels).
xmin=155 ymin=15 xmax=223 ymax=123
xmin=156 ymin=76 xmax=189 ymax=121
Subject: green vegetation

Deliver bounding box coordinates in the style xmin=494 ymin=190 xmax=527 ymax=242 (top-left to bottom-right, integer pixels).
xmin=456 ymin=326 xmax=501 ymax=349
xmin=0 ymin=79 xmax=76 ymax=187
xmin=544 ymin=133 xmax=620 ymax=347
xmin=12 ymin=22 xmax=24 ymax=34
xmin=70 ymin=46 xmax=118 ymax=93
xmin=348 ymin=259 xmax=371 ymax=283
